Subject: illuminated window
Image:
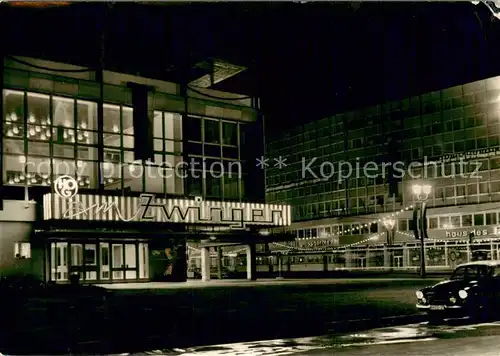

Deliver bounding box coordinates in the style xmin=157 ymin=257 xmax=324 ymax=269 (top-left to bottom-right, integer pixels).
xmin=14 ymin=242 xmax=31 ymax=259
xmin=2 ymin=90 xmax=98 ymax=189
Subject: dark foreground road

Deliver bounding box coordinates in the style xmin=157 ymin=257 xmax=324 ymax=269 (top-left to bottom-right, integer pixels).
xmin=0 ymin=278 xmax=438 ymax=354
xmin=151 ymin=320 xmax=500 ymax=356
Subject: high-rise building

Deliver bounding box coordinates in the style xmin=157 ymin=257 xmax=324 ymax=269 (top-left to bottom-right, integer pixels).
xmin=266 ymin=76 xmax=500 ymax=247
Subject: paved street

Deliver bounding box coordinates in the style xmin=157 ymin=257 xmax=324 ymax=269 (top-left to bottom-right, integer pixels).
xmin=138 ymin=321 xmax=500 ymax=355
xmin=0 ymin=278 xmax=438 ymax=354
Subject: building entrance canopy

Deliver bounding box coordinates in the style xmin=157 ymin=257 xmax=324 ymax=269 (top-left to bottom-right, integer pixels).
xmin=43 ymin=192 xmax=291 ymax=229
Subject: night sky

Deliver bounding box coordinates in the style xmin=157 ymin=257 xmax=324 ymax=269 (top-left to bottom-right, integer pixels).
xmin=2 ymin=2 xmax=499 ymax=133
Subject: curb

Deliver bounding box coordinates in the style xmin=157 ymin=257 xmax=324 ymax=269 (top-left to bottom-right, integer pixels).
xmin=327 ymin=313 xmax=427 ymax=334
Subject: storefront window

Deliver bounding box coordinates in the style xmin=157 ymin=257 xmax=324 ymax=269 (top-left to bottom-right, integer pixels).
xmin=462 ymin=214 xmax=472 ymax=227
xmin=204 ymin=119 xmax=220 ymax=144
xmin=439 ymin=216 xmax=450 ymax=228
xmin=185 ymin=116 xmax=201 ymax=142
xmin=222 ymin=122 xmax=237 ymax=146
xmin=486 ymin=212 xmax=497 ymax=225
xmin=206 ymin=174 xmax=221 ymax=198
xmin=223 ymin=173 xmax=239 ymax=200
xmin=451 ymin=216 xmax=461 ymax=228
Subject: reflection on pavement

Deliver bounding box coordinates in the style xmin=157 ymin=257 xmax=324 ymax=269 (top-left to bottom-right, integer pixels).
xmin=116 ymin=321 xmax=500 ymax=356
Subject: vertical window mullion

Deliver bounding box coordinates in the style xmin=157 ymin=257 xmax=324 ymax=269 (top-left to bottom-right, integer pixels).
xmin=140 ymin=107 xmax=145 ymax=193
xmin=73 ymin=99 xmax=78 ymax=183
xmin=49 ymin=94 xmax=55 ymax=217
xmin=23 ymin=92 xmax=28 ymax=199
xmin=237 ymin=122 xmax=242 ymax=201
xmin=120 ymin=106 xmax=124 ymax=194
xmin=162 ymin=112 xmax=166 ymax=196
xmin=201 ymin=118 xmax=205 ymax=197
xmin=220 ymin=120 xmax=225 ymax=201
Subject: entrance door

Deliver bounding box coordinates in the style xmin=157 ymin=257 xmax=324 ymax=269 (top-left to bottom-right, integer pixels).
xmin=394 ymin=256 xmax=403 ymax=268
xmin=111 ymin=243 xmax=138 ymax=280
xmin=69 ymin=243 xmax=98 ymax=282
xmin=70 ymin=244 xmax=83 ymax=280
xmin=112 ymin=244 xmax=124 ymax=280
xmin=50 ymin=242 xmax=68 ymax=282
xmin=124 ymin=244 xmax=137 ymax=279
xmin=356 ymin=257 xmax=366 ymax=268
xmin=84 ymin=244 xmax=97 ymax=281
xmin=100 ymin=243 xmax=110 ymax=280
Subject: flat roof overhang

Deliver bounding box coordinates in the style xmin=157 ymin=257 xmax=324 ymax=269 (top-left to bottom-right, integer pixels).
xmin=35 ymin=219 xmax=295 ymax=245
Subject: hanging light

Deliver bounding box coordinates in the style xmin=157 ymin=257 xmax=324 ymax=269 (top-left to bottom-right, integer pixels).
xmin=112 ymin=124 xmax=119 ymax=133
xmin=12 ymin=126 xmax=19 ymax=135
xmin=28 ymin=114 xmax=36 ymax=123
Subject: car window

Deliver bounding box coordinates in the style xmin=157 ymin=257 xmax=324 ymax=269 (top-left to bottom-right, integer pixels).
xmin=451 ymin=265 xmax=489 ymax=280
xmin=451 ymin=267 xmax=466 ymax=280
xmin=467 ymin=265 xmax=488 ymax=279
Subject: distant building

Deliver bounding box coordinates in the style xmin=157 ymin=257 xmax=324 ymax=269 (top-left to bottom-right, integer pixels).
xmin=266 ymin=76 xmax=500 ymax=247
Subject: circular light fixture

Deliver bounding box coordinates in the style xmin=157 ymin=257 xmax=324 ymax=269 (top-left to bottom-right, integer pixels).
xmin=458 ymin=290 xmax=468 ymax=299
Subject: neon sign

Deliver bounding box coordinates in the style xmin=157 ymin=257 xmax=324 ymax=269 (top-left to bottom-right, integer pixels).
xmin=43 ymin=193 xmax=291 ymax=229
xmin=54 ymin=175 xmax=79 ymax=199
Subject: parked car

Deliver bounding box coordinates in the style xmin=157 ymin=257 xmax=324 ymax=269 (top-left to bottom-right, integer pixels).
xmin=416 ymin=261 xmax=500 ymax=323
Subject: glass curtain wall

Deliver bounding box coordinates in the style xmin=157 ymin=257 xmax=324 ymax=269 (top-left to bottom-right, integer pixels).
xmin=1 ymin=90 xmax=184 ymax=195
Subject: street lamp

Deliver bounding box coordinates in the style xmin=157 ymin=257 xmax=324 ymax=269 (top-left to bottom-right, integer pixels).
xmin=383 ymin=218 xmax=396 ymax=269
xmin=382 ymin=218 xmax=396 ymax=244
xmin=412 ymin=184 xmax=431 ymax=278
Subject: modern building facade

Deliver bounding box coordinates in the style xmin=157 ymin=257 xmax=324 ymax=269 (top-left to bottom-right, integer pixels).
xmin=264 ymin=75 xmax=500 ymax=271
xmin=0 ymin=55 xmax=291 ymax=283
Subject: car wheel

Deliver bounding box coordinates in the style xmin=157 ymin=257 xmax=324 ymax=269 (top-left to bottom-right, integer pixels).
xmin=474 ymin=298 xmax=491 ymax=322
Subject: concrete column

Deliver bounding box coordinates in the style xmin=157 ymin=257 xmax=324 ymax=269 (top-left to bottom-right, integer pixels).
xmin=246 ymin=243 xmax=257 ymax=280
xmin=345 ymin=248 xmax=352 ymax=269
xmin=402 ymin=244 xmax=408 ymax=268
xmin=217 ymin=247 xmax=223 ymax=279
xmin=383 ymin=246 xmax=390 ymax=269
xmin=444 ymin=242 xmax=449 ymax=267
xmin=201 ymin=247 xmax=210 ymax=282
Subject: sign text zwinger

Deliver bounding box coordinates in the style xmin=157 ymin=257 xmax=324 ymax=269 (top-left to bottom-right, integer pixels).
xmin=60 ymin=194 xmax=287 ymax=229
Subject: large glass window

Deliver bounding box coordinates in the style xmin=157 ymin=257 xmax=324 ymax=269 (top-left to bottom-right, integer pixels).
xmin=2 ymin=89 xmax=251 ymax=200
xmin=204 ymin=119 xmax=220 ymax=144
xmin=2 ymin=90 xmax=101 ymax=189
xmin=186 ymin=115 xmax=245 ymax=200
xmin=151 ymin=110 xmax=184 ymax=195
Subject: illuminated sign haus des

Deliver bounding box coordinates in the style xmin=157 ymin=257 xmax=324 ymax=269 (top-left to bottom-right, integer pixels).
xmin=42 ymin=192 xmax=292 ymax=229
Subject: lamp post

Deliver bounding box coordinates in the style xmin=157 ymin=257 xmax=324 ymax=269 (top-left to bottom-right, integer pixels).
xmin=276 ymin=252 xmax=284 ymax=280
xmin=383 ymin=218 xmax=396 ymax=269
xmin=412 ymin=184 xmax=432 ymax=278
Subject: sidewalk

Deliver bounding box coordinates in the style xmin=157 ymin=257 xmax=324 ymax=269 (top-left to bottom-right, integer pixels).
xmin=97 ymin=277 xmax=441 ymax=291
